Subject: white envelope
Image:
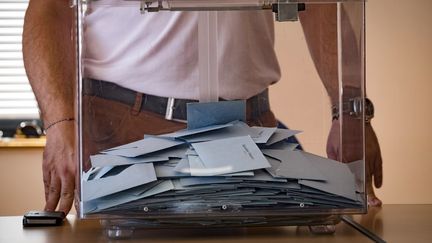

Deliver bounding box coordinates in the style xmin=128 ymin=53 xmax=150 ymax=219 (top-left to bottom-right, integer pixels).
xmin=82 ymin=163 xmax=157 ymax=201
xmin=191 ymin=136 xmax=270 ymax=176
xmin=102 ymin=137 xmax=184 ymax=157
xmin=262 ymin=149 xmax=326 ymax=181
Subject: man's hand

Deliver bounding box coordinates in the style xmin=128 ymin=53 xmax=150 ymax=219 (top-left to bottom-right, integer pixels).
xmin=23 ymin=0 xmax=76 ymax=213
xmin=326 ymin=118 xmax=383 ymax=206
xmin=364 ymin=122 xmax=383 ymax=206
xmin=43 ymin=122 xmax=76 ymax=214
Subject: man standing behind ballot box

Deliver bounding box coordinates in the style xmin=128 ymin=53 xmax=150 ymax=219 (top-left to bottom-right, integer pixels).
xmin=22 ymin=0 xmax=383 ymax=214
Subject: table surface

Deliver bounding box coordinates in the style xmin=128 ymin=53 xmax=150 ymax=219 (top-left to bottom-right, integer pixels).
xmin=1 ymin=204 xmax=431 ymax=243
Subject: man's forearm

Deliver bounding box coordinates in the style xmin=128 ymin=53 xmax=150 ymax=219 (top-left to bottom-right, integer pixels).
xmin=299 ymin=4 xmax=339 ymax=105
xmin=23 ymin=0 xmax=76 ymax=125
xmin=299 ymin=4 xmax=363 ymax=105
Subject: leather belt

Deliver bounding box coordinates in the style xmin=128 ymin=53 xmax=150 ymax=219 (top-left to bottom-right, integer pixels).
xmin=83 ymin=78 xmax=270 ymax=122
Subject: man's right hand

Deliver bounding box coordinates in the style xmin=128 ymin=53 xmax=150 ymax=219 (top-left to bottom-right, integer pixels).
xmin=43 ymin=121 xmax=76 ymax=214
xmin=23 ymin=0 xmax=77 ymax=214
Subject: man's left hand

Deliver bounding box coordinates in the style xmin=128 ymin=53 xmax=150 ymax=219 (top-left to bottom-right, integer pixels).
xmin=326 ymin=118 xmax=383 ymax=206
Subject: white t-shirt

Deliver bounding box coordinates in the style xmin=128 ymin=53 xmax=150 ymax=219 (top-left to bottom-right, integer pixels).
xmin=83 ymin=0 xmax=281 ymax=100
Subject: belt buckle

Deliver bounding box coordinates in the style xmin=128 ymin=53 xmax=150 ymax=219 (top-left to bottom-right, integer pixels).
xmin=165 ymin=97 xmax=187 ymax=123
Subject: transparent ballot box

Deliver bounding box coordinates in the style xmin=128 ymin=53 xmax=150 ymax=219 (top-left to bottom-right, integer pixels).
xmin=76 ymin=0 xmax=367 ymax=235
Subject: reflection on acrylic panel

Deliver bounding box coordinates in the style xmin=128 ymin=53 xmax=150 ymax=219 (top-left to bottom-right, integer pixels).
xmin=81 ymin=101 xmax=363 ymax=216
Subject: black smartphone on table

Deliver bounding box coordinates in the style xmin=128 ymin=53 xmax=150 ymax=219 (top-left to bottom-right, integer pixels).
xmin=22 ymin=211 xmax=65 ymax=227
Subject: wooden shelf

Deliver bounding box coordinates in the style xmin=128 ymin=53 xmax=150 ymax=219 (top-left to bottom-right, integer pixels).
xmin=0 ymin=137 xmax=46 ymax=148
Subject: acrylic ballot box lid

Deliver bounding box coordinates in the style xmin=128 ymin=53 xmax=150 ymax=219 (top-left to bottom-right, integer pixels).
xmin=74 ymin=0 xmax=367 ymax=231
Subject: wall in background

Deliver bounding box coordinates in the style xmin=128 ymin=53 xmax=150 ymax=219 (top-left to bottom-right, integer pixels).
xmin=0 ymin=148 xmax=45 ymax=216
xmin=271 ymin=0 xmax=432 ymax=204
xmin=364 ymin=0 xmax=432 ymax=203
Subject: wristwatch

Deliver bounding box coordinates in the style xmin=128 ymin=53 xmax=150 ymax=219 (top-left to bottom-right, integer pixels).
xmin=332 ymin=97 xmax=374 ymax=123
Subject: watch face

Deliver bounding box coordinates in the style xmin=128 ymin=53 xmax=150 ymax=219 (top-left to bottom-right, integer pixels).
xmin=365 ymin=98 xmax=374 ymax=120
xmin=332 ymin=98 xmax=374 ymax=121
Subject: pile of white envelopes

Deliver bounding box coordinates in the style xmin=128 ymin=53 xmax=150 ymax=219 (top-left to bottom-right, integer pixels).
xmin=82 ymin=120 xmax=363 ymax=214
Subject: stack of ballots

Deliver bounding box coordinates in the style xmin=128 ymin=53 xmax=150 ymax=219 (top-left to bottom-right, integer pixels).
xmin=82 ymin=101 xmax=363 ymax=215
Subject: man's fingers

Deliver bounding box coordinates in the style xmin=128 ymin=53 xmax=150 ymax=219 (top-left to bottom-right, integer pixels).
xmin=326 ymin=145 xmax=338 ymax=160
xmin=326 ymin=120 xmax=342 ymax=162
xmin=42 ymin=169 xmax=51 ymax=202
xmin=366 ymin=172 xmax=373 ymax=190
xmin=44 ymin=173 xmax=61 ymax=211
xmin=58 ymin=173 xmax=75 ymax=214
xmin=373 ymin=149 xmax=383 ymax=188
